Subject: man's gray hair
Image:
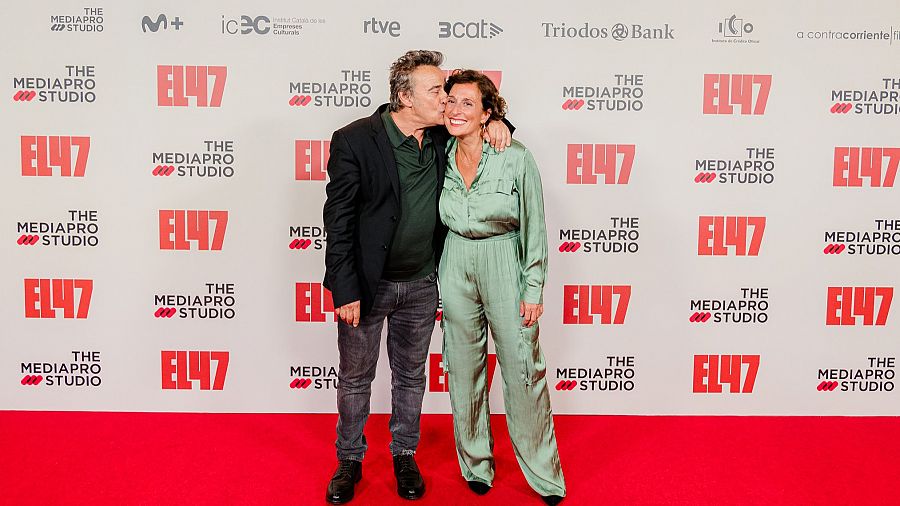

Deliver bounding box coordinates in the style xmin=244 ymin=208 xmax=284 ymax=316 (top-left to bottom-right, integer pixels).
xmin=389 ymin=50 xmax=444 ymax=112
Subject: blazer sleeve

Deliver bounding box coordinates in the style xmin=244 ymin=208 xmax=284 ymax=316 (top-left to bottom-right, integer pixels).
xmin=323 ymin=129 xmax=362 ymax=308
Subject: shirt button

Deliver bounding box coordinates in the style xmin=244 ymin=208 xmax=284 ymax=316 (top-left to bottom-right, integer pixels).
xmin=381 ymin=244 xmax=388 ymax=250
xmin=391 ymin=216 xmax=397 ymax=221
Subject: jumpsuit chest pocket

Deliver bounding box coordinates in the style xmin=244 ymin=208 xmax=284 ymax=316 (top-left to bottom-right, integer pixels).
xmin=472 ymin=178 xmax=518 ymax=224
xmin=439 ymin=178 xmax=463 ymax=227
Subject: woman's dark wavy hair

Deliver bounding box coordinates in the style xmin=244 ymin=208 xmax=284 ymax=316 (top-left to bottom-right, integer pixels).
xmin=444 ymin=69 xmax=507 ymax=122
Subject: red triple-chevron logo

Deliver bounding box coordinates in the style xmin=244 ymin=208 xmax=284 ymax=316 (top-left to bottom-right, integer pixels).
xmin=154 ymin=307 xmax=177 ymax=318
xmin=555 ymin=380 xmax=577 ymax=391
xmin=689 ymin=312 xmax=712 ymax=323
xmin=830 ymin=103 xmax=852 ymax=114
xmin=559 ymin=241 xmax=581 ymax=253
xmin=562 ymin=99 xmax=585 ymax=110
xmin=289 ymin=239 xmax=313 ymax=250
xmin=817 ymin=381 xmax=839 ymax=391
xmin=290 ymin=378 xmax=312 ymax=389
xmin=694 ymin=172 xmax=716 ymax=183
xmin=21 ymin=375 xmax=43 ymax=386
xmin=823 ymin=244 xmax=845 ymax=255
xmin=17 ymin=235 xmax=40 ymax=246
xmin=14 ymin=90 xmax=37 ymax=102
xmin=152 ymin=165 xmax=175 ymax=176
xmin=289 ymin=95 xmax=312 ymax=106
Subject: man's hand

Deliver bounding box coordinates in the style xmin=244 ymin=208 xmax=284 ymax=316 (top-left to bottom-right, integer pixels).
xmin=337 ymin=300 xmax=361 ymax=327
xmin=520 ymin=301 xmax=543 ymax=328
xmin=483 ymin=120 xmax=512 ymax=152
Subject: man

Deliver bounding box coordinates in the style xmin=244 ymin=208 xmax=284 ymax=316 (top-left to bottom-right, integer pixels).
xmin=322 ymin=50 xmax=510 ymax=504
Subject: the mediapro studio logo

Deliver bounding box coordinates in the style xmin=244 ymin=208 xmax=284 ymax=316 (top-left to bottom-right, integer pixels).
xmin=439 ymin=19 xmax=502 ymax=39
xmin=830 ymin=78 xmax=900 ymax=116
xmin=824 ymin=219 xmax=900 ymax=256
xmin=50 ymin=7 xmax=103 ymax=32
xmin=21 ymin=351 xmax=102 ymax=388
xmin=561 ymin=75 xmax=644 ymax=112
xmin=541 ymin=22 xmax=674 ymax=41
xmin=694 ymin=147 xmax=775 ymax=185
xmin=142 ymin=14 xmax=183 ymax=33
xmin=817 ymin=357 xmax=895 ymax=393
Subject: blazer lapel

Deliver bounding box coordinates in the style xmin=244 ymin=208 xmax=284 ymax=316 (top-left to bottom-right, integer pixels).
xmin=370 ymin=108 xmax=401 ymax=202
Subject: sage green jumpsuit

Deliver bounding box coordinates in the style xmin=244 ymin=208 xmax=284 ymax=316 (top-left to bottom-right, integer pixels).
xmin=438 ymin=139 xmax=566 ymax=497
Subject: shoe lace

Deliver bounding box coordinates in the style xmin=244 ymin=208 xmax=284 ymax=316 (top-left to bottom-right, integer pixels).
xmin=336 ymin=460 xmax=356 ymax=478
xmin=396 ymin=455 xmax=416 ymax=475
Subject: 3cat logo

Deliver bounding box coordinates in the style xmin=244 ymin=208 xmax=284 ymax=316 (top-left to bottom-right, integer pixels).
xmin=566 ymin=144 xmax=635 ymax=184
xmin=692 ymin=354 xmax=760 ymax=393
xmin=826 ymin=287 xmax=893 ymax=326
xmin=698 ymin=216 xmax=766 ymax=256
xmin=20 ymin=136 xmax=90 ymax=177
xmin=702 ymin=74 xmax=771 ymax=115
xmin=295 ymin=283 xmax=335 ymax=322
xmin=161 ymin=350 xmax=229 ymax=390
xmin=158 ymin=210 xmax=228 ymax=250
xmin=295 ymin=140 xmax=330 ymax=181
xmin=562 ymin=285 xmax=631 ymax=325
xmin=444 ymin=70 xmax=502 ymax=90
xmin=428 ymin=353 xmax=497 ymax=392
xmin=24 ymin=279 xmax=93 ymax=319
xmin=833 ymin=147 xmax=900 ymax=187
xmin=157 ymin=65 xmax=227 ymax=107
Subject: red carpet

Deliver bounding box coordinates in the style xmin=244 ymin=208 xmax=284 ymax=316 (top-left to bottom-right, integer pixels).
xmin=1 ymin=412 xmax=898 ymax=505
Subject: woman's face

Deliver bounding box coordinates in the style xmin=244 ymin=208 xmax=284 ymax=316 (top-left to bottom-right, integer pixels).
xmin=444 ymin=82 xmax=490 ymax=138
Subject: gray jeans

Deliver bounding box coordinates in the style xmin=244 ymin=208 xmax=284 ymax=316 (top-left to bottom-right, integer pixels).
xmin=335 ymin=272 xmax=438 ymax=460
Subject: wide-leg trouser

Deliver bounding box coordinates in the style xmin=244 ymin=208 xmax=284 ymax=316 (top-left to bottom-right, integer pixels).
xmin=439 ymin=231 xmax=565 ymax=497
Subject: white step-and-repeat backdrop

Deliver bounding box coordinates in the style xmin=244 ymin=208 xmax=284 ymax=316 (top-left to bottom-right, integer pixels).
xmin=3 ymin=1 xmax=899 ymax=415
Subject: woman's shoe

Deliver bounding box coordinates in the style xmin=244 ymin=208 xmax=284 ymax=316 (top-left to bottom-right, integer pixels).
xmin=467 ymin=481 xmax=491 ymax=495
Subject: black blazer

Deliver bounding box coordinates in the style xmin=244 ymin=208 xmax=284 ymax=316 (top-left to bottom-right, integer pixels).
xmin=323 ymin=104 xmax=451 ymax=316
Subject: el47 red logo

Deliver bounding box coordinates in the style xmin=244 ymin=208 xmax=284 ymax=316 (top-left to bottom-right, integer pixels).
xmin=833 ymin=147 xmax=900 ymax=187
xmin=161 ymin=351 xmax=229 ymax=390
xmin=826 ymin=287 xmax=893 ymax=326
xmin=295 ymin=283 xmax=335 ymax=322
xmin=562 ymin=285 xmax=631 ymax=324
xmin=295 ymin=140 xmax=330 ymax=181
xmin=698 ymin=216 xmax=766 ymax=256
xmin=157 ymin=65 xmax=227 ymax=107
xmin=24 ymin=279 xmax=93 ymax=319
xmin=703 ymin=74 xmax=771 ymax=115
xmin=159 ymin=210 xmax=228 ymax=250
xmin=566 ymin=144 xmax=635 ymax=184
xmin=428 ymin=353 xmax=497 ymax=392
xmin=20 ymin=136 xmax=90 ymax=177
xmin=693 ymin=354 xmax=759 ymax=393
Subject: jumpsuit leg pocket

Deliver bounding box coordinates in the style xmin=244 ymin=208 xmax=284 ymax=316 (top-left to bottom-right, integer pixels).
xmin=518 ymin=324 xmax=545 ymax=387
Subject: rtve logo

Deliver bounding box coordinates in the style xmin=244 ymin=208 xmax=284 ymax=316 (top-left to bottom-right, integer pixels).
xmin=161 ymin=350 xmax=229 ymax=390
xmin=833 ymin=147 xmax=900 ymax=187
xmin=826 ymin=287 xmax=893 ymax=326
xmin=295 ymin=140 xmax=330 ymax=181
xmin=158 ymin=210 xmax=228 ymax=250
xmin=24 ymin=279 xmax=93 ymax=319
xmin=698 ymin=216 xmax=766 ymax=256
xmin=157 ymin=65 xmax=227 ymax=107
xmin=566 ymin=144 xmax=634 ymax=185
xmin=428 ymin=353 xmax=497 ymax=392
xmin=693 ymin=354 xmax=759 ymax=393
xmin=295 ymin=283 xmax=335 ymax=322
xmin=562 ymin=285 xmax=631 ymax=325
xmin=20 ymin=136 xmax=90 ymax=177
xmin=702 ymin=74 xmax=771 ymax=115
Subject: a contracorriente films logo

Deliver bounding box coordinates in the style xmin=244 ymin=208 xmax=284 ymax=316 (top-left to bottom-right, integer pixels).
xmin=833 ymin=147 xmax=899 ymax=187
xmin=153 ymin=283 xmax=237 ymax=320
xmin=288 ymin=70 xmax=372 ymax=108
xmin=13 ymin=65 xmax=97 ymax=103
xmin=698 ymin=216 xmax=766 ymax=256
xmin=158 ymin=210 xmax=228 ymax=251
xmin=566 ymin=144 xmax=634 ymax=185
xmin=693 ymin=354 xmax=760 ymax=393
xmin=702 ymin=74 xmax=771 ymax=115
xmin=157 ymin=65 xmax=227 ymax=107
xmin=142 ymin=14 xmax=183 ymax=33
xmin=554 ymin=356 xmax=635 ymax=392
xmin=20 ymin=351 xmax=102 ymax=388
xmin=289 ymin=364 xmax=338 ymax=391
xmin=712 ymin=14 xmax=757 ymax=44
xmin=221 ymin=14 xmax=324 ymax=36
xmin=161 ymin=351 xmax=229 ymax=390
xmin=797 ymin=27 xmax=900 ymax=45
xmin=24 ymin=279 xmax=93 ymax=319
xmin=542 ymin=21 xmax=674 ymax=41
xmin=295 ymin=140 xmax=330 ymax=181
xmin=288 ymin=225 xmax=326 ymax=251
xmin=816 ymin=357 xmax=895 ymax=393
xmin=50 ymin=7 xmax=103 ymax=32
xmin=689 ymin=288 xmax=769 ymax=325
xmin=20 ymin=135 xmax=90 ymax=177
xmin=823 ymin=219 xmax=900 ymax=256
xmin=826 ymin=287 xmax=893 ymax=326
xmin=694 ymin=147 xmax=775 ymax=185
xmin=562 ymin=285 xmax=631 ymax=325
xmin=558 ymin=218 xmax=640 ymax=254
xmin=296 ymin=283 xmax=335 ymax=322
xmin=428 ymin=353 xmax=497 ymax=392
xmin=151 ymin=140 xmax=236 ymax=178
xmin=561 ymin=74 xmax=644 ymax=112
xmin=830 ymin=78 xmax=900 ymax=115
xmin=17 ymin=210 xmax=99 ymax=248
xmin=438 ymin=19 xmax=502 ymax=39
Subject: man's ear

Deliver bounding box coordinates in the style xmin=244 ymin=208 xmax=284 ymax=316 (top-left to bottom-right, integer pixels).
xmin=399 ymin=90 xmax=414 ymax=109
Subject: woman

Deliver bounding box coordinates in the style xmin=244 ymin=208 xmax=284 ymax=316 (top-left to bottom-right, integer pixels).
xmin=438 ymin=70 xmax=566 ymax=505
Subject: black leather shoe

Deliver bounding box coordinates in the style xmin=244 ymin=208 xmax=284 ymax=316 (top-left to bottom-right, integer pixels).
xmin=467 ymin=480 xmax=491 ymax=495
xmin=542 ymin=495 xmax=564 ymax=505
xmin=393 ymin=454 xmax=425 ymax=500
xmin=325 ymin=460 xmax=362 ymax=504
